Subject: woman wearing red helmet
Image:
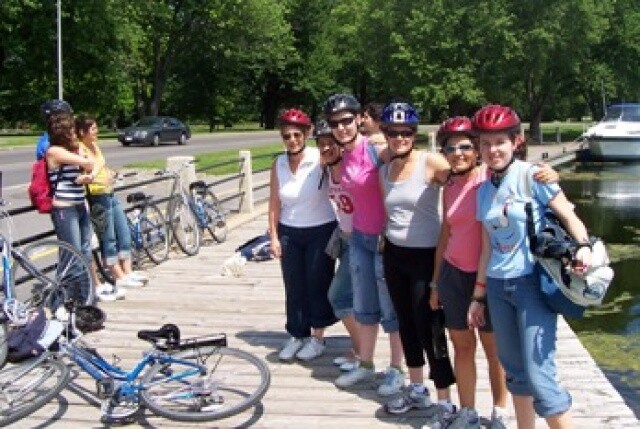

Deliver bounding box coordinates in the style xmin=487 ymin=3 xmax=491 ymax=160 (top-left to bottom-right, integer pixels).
xmin=470 ymin=104 xmax=591 ymax=429
xmin=268 ymin=108 xmax=338 ymax=363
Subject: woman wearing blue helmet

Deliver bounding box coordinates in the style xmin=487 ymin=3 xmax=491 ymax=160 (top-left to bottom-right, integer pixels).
xmin=378 ymin=102 xmax=456 ymax=416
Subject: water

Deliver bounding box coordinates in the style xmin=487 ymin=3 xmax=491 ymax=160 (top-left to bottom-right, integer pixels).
xmin=559 ymin=161 xmax=640 ymax=409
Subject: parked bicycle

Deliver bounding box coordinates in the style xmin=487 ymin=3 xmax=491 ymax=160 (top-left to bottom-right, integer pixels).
xmin=125 ymin=190 xmax=170 ymax=266
xmin=55 ymin=302 xmax=270 ymax=424
xmin=189 ymin=179 xmax=228 ymax=244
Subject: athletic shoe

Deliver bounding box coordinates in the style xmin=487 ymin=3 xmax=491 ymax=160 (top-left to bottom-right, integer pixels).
xmin=490 ymin=411 xmax=508 ymax=429
xmin=432 ymin=406 xmax=479 ymax=429
xmin=278 ymin=337 xmax=304 ymax=361
xmin=385 ymin=387 xmax=434 ymax=414
xmin=116 ymin=276 xmax=145 ymax=288
xmin=339 ymin=359 xmax=358 ymax=372
xmin=334 ymin=365 xmax=375 ymax=388
xmin=96 ymin=283 xmax=126 ymax=301
xmin=54 ymin=306 xmax=70 ymax=322
xmin=377 ymin=366 xmax=405 ymax=396
xmin=296 ymin=337 xmax=326 ymax=361
xmin=127 ymin=271 xmax=148 ymax=283
xmin=333 ymin=356 xmax=350 ymax=366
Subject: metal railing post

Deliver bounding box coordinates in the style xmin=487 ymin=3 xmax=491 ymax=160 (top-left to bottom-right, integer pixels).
xmin=239 ymin=150 xmax=254 ymax=214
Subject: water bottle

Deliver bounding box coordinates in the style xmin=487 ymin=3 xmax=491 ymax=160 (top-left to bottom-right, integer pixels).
xmin=431 ymin=308 xmax=450 ymax=359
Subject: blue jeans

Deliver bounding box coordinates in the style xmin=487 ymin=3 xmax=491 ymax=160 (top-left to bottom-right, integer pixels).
xmin=348 ymin=230 xmax=398 ymax=332
xmin=50 ymin=203 xmax=93 ymax=304
xmin=328 ymin=236 xmax=353 ymax=319
xmin=278 ymin=221 xmax=338 ymax=338
xmin=88 ymin=194 xmax=132 ymax=265
xmin=487 ymin=273 xmax=572 ymax=417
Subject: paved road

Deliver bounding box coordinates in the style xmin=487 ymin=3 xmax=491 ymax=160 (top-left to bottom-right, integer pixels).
xmin=0 ymin=130 xmax=281 ymax=189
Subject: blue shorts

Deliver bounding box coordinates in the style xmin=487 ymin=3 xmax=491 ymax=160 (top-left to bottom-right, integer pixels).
xmin=328 ymin=236 xmax=353 ymax=319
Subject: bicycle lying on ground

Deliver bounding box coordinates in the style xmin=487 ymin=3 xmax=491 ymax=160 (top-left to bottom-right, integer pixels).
xmin=56 ymin=302 xmax=270 ymax=423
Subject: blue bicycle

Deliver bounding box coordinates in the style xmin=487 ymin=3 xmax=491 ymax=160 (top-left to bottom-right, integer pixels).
xmin=125 ymin=191 xmax=169 ymax=265
xmin=58 ymin=304 xmax=270 ymax=423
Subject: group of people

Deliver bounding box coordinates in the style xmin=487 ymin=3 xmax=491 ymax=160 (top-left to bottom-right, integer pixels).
xmin=268 ymin=94 xmax=593 ymax=429
xmin=38 ymin=100 xmax=148 ymax=313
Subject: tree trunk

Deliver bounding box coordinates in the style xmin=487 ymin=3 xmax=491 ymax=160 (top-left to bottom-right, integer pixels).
xmin=262 ymin=73 xmax=279 ymax=130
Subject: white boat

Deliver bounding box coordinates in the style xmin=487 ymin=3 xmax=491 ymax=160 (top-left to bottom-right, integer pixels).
xmin=583 ymin=103 xmax=640 ymax=161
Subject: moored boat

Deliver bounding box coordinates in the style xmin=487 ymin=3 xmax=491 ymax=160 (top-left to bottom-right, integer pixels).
xmin=582 ymin=103 xmax=640 ymax=161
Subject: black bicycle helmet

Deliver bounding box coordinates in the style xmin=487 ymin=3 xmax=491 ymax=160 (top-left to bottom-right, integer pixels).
xmin=40 ymin=99 xmax=73 ymax=123
xmin=323 ymin=94 xmax=361 ymax=116
xmin=74 ymin=305 xmax=106 ymax=333
xmin=314 ymin=119 xmax=333 ymax=138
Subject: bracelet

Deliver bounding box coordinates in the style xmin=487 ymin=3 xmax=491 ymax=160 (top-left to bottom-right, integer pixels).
xmin=471 ymin=296 xmax=486 ymax=305
xmin=474 ymin=281 xmax=486 ymax=288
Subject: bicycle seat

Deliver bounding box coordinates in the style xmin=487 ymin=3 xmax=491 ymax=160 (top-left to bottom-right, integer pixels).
xmin=137 ymin=324 xmax=180 ymax=347
xmin=126 ymin=192 xmax=150 ymax=204
xmin=188 ymin=181 xmax=207 ymax=192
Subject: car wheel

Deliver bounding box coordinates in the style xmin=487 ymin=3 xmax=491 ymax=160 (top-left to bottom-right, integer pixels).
xmin=122 ymin=142 xmax=130 ymax=147
xmin=152 ymin=134 xmax=160 ymax=146
xmin=178 ymin=133 xmax=187 ymax=145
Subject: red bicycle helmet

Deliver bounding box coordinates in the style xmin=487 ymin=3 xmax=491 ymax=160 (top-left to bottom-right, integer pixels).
xmin=279 ymin=108 xmax=311 ymax=128
xmin=436 ymin=116 xmax=474 ymax=146
xmin=472 ymin=104 xmax=521 ymax=133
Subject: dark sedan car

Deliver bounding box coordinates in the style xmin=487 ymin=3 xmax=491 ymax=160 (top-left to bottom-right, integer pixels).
xmin=118 ymin=116 xmax=191 ymax=146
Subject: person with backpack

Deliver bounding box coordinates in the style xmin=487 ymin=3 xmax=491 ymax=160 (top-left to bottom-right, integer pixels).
xmin=45 ymin=111 xmax=96 ymax=315
xmin=470 ymin=104 xmax=592 ymax=429
xmin=37 ymin=100 xmax=73 ymax=160
xmin=76 ymin=114 xmax=146 ymax=297
xmin=268 ymin=108 xmax=338 ymax=362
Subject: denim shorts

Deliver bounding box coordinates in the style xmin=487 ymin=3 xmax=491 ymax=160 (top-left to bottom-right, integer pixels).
xmin=486 ymin=272 xmax=572 ymax=417
xmin=328 ymin=236 xmax=353 ymax=319
xmin=348 ymin=230 xmax=398 ymax=332
xmin=88 ymin=193 xmax=132 ymax=265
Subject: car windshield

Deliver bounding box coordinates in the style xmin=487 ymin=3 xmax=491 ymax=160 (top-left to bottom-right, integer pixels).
xmin=136 ymin=117 xmax=162 ymax=127
xmin=602 ymin=105 xmax=640 ymax=122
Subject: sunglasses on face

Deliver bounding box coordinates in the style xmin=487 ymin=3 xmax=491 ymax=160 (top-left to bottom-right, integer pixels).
xmin=327 ymin=116 xmax=355 ymax=128
xmin=443 ymin=143 xmax=474 ymax=154
xmin=384 ymin=130 xmax=415 ymax=138
xmin=282 ymin=131 xmax=303 ymax=140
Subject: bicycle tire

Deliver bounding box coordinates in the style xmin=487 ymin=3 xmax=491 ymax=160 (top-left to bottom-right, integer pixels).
xmin=0 ymin=355 xmax=70 ymax=426
xmin=203 ymin=191 xmax=228 ymax=243
xmin=0 ymin=324 xmax=7 ymax=370
xmin=12 ymin=239 xmax=95 ymax=310
xmin=170 ymin=197 xmax=201 ymax=256
xmin=141 ymin=202 xmax=169 ymax=264
xmin=140 ymin=346 xmax=270 ymax=422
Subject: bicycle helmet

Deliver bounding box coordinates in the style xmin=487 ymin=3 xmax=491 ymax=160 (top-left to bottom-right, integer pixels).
xmin=74 ymin=304 xmax=106 ymax=333
xmin=381 ymin=102 xmax=420 ymax=128
xmin=40 ymin=99 xmax=73 ymax=123
xmin=313 ymin=119 xmax=332 ymax=138
xmin=437 ymin=116 xmax=475 ymax=146
xmin=323 ymin=94 xmax=361 ymax=116
xmin=471 ymin=104 xmax=520 ymax=133
xmin=279 ymin=108 xmax=311 ymax=129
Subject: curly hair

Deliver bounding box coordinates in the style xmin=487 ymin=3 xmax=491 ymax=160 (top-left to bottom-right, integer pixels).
xmin=47 ymin=112 xmax=78 ymax=151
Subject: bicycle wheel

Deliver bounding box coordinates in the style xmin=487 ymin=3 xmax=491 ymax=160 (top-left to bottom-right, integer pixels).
xmin=170 ymin=197 xmax=201 ymax=256
xmin=0 ymin=355 xmax=70 ymax=426
xmin=0 ymin=324 xmax=7 ymax=370
xmin=140 ymin=346 xmax=270 ymax=422
xmin=202 ymin=191 xmax=227 ymax=243
xmin=12 ymin=239 xmax=95 ymax=309
xmin=141 ymin=202 xmax=169 ymax=264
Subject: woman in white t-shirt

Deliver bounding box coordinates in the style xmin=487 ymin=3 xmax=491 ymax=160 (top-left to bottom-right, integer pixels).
xmin=268 ymin=109 xmax=338 ymax=363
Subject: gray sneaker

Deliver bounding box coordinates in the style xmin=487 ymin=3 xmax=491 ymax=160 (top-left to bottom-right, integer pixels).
xmin=490 ymin=412 xmax=508 ymax=429
xmin=432 ymin=406 xmax=479 ymax=429
xmin=377 ymin=366 xmax=405 ymax=396
xmin=334 ymin=365 xmax=375 ymax=388
xmin=278 ymin=337 xmax=304 ymax=361
xmin=385 ymin=388 xmax=434 ymax=415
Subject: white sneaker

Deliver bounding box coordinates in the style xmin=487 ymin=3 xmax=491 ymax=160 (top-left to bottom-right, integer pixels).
xmin=296 ymin=337 xmax=325 ymax=361
xmin=127 ymin=271 xmax=148 ymax=283
xmin=340 ymin=360 xmax=358 ymax=372
xmin=377 ymin=366 xmax=405 ymax=396
xmin=278 ymin=337 xmax=304 ymax=361
xmin=335 ymin=365 xmax=375 ymax=388
xmin=54 ymin=306 xmax=69 ymax=322
xmin=116 ymin=276 xmax=145 ymax=288
xmin=96 ymin=283 xmax=126 ymax=301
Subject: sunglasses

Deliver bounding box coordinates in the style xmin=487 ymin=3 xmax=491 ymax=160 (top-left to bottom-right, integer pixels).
xmin=443 ymin=143 xmax=474 ymax=154
xmin=384 ymin=130 xmax=415 ymax=138
xmin=282 ymin=131 xmax=303 ymax=140
xmin=327 ymin=116 xmax=355 ymax=128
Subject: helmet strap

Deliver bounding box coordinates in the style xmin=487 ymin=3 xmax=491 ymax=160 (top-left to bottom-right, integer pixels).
xmin=287 ymin=144 xmax=306 ymax=157
xmin=489 ymin=156 xmax=515 ymax=187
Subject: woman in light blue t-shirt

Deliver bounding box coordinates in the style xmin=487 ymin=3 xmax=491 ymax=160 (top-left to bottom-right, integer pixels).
xmin=469 ymin=105 xmax=592 ymax=429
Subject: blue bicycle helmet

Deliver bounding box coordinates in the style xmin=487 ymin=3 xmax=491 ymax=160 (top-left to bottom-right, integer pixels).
xmin=381 ymin=103 xmax=420 ymax=128
xmin=40 ymin=99 xmax=73 ymax=123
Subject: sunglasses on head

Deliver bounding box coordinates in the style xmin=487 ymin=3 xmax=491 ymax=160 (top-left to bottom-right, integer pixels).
xmin=327 ymin=116 xmax=355 ymax=128
xmin=282 ymin=131 xmax=303 ymax=140
xmin=384 ymin=129 xmax=415 ymax=138
xmin=443 ymin=143 xmax=474 ymax=154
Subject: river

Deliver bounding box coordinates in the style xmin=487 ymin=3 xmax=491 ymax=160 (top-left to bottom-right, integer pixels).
xmin=559 ymin=161 xmax=640 ymax=413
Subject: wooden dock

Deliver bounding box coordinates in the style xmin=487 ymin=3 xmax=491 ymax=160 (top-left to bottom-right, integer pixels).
xmin=12 ymin=141 xmax=639 ymax=428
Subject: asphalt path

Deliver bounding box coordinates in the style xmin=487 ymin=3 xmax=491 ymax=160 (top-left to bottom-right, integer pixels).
xmin=0 ymin=130 xmax=281 ymax=189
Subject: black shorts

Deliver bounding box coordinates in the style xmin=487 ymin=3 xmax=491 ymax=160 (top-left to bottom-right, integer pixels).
xmin=437 ymin=259 xmax=493 ymax=332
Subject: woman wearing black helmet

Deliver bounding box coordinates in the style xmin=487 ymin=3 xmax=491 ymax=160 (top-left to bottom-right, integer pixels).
xmin=470 ymin=104 xmax=590 ymax=429
xmin=268 ymin=109 xmax=338 ymax=363
xmin=325 ymin=94 xmax=405 ymax=397
xmin=37 ymin=99 xmax=73 ymax=160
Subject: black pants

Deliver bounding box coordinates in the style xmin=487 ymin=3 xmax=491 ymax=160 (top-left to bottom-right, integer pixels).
xmin=383 ymin=239 xmax=455 ymax=389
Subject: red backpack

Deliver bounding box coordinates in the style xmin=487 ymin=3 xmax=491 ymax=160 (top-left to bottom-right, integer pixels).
xmin=28 ymin=160 xmax=61 ymax=214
